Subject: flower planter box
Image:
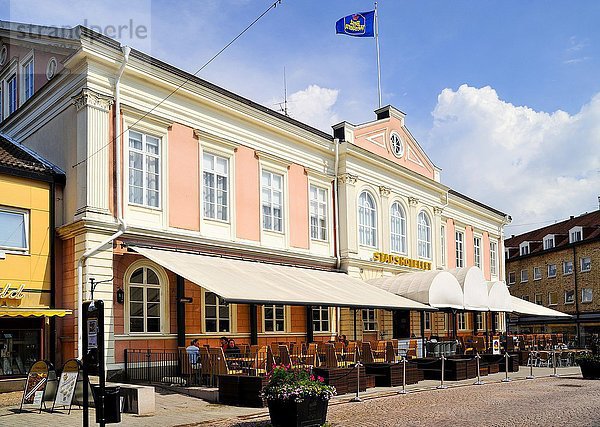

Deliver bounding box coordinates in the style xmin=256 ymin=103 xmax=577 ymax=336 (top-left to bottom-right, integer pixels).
xmin=578 ymin=359 xmax=600 ymax=379
xmin=313 ymin=366 xmax=375 ymax=395
xmin=267 ymin=397 xmax=328 ymax=427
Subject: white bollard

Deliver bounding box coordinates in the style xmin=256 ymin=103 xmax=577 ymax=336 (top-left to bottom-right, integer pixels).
xmin=502 ymin=352 xmax=511 ymax=382
xmin=474 ymin=353 xmax=484 ymax=385
xmin=526 ymin=352 xmax=535 ymax=379
xmin=398 ymin=357 xmax=408 ymax=394
xmin=437 ymin=355 xmax=448 ymax=389
xmin=550 ymin=349 xmax=560 ymax=378
xmin=351 ymin=361 xmax=363 ymax=402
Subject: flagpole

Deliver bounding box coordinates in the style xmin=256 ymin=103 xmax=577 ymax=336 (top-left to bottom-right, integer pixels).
xmin=374 ymin=2 xmax=382 ymax=108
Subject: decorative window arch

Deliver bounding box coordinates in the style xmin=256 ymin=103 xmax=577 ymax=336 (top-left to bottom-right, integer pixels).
xmin=125 ymin=263 xmax=167 ymax=334
xmin=417 ymin=210 xmax=432 ymax=259
xmin=358 ymin=191 xmax=377 ymax=247
xmin=390 ymin=201 xmax=407 ymax=254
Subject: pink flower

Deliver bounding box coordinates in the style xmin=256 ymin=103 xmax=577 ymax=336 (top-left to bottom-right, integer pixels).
xmin=310 ymin=375 xmax=315 ymax=381
xmin=317 ymin=376 xmax=324 ymax=383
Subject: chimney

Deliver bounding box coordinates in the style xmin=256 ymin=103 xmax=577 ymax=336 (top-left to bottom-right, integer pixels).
xmin=570 ymin=216 xmax=574 ymax=220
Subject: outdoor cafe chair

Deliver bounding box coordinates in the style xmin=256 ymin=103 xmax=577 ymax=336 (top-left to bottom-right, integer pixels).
xmin=537 ymin=351 xmax=551 ymax=368
xmin=178 ymin=347 xmax=201 ymax=386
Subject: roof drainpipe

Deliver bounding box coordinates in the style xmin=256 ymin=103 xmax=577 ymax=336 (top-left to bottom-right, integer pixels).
xmin=76 ymin=45 xmax=130 ymax=360
xmin=333 ymin=138 xmax=341 ymax=270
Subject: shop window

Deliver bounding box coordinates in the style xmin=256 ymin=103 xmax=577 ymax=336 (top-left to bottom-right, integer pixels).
xmin=0 ymin=207 xmax=29 ymax=252
xmin=262 ymin=171 xmax=284 ymax=232
xmin=127 ymin=266 xmax=163 ymax=333
xmin=309 ymin=186 xmax=328 ymax=241
xmin=417 ymin=211 xmax=431 ymax=259
xmin=564 ymin=290 xmax=575 ymax=304
xmin=362 ymin=309 xmax=377 ymax=331
xmin=0 ymin=326 xmax=40 ymax=377
xmin=520 ymin=269 xmax=528 ymax=283
xmin=548 ymin=264 xmax=557 ymax=278
xmin=204 ymin=291 xmax=230 ymax=333
xmin=533 ymin=267 xmax=542 ymax=280
xmin=508 ymin=272 xmax=515 ymax=285
xmin=563 ymin=261 xmax=573 ymax=275
xmin=582 ymin=288 xmax=593 ymax=303
xmin=535 ymin=294 xmax=543 ymax=305
xmin=455 ymin=230 xmax=464 ymax=268
xmin=128 ymin=130 xmax=160 ymax=208
xmin=473 ymin=236 xmax=481 ymax=268
xmin=358 ymin=191 xmax=377 ymax=247
xmin=548 ymin=292 xmax=558 ymax=306
xmin=580 ymin=257 xmax=591 ymax=272
xmin=202 ymin=153 xmax=229 ymax=221
xmin=264 ymin=304 xmax=285 ymax=332
xmin=390 ymin=202 xmax=407 ymax=254
xmin=312 ymin=306 xmax=329 ymax=332
xmin=490 ymin=241 xmax=498 ymax=276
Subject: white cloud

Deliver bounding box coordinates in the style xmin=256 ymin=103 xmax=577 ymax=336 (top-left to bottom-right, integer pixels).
xmin=427 ymin=84 xmax=600 ymax=235
xmin=267 ymin=85 xmax=340 ymax=132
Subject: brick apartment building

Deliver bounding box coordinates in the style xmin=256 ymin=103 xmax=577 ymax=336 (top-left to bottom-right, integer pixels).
xmin=505 ymin=210 xmax=600 ymax=346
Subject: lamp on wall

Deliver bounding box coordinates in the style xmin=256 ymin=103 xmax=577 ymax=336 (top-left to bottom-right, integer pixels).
xmin=116 ymin=287 xmax=124 ymax=304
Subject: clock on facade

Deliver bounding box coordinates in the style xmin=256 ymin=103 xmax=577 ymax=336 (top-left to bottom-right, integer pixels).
xmin=389 ymin=131 xmax=404 ymax=158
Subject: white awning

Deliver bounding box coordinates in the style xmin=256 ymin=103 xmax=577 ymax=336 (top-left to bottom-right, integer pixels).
xmin=486 ymin=281 xmax=512 ymax=312
xmin=131 ymin=246 xmax=432 ymax=310
xmin=510 ymin=296 xmax=571 ymax=317
xmin=366 ymin=270 xmax=464 ymax=310
xmin=449 ymin=267 xmax=489 ymax=311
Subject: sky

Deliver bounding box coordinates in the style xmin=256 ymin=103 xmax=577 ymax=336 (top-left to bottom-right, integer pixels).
xmin=3 ymin=0 xmax=600 ymax=235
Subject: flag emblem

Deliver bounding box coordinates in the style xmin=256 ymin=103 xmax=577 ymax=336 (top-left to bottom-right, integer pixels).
xmin=336 ymin=11 xmax=375 ymax=37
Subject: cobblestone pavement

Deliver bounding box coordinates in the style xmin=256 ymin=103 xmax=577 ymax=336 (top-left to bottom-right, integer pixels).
xmin=0 ymin=367 xmax=596 ymax=427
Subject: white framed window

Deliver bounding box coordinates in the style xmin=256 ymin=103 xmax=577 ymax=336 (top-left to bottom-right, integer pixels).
xmin=455 ymin=230 xmax=465 ymax=268
xmin=390 ymin=202 xmax=406 ymax=253
xmin=0 ymin=207 xmax=29 ymax=252
xmin=543 ymin=234 xmax=555 ymax=250
xmin=362 ymin=308 xmax=377 ymax=331
xmin=490 ymin=241 xmax=498 ymax=276
xmin=565 ymin=290 xmax=575 ymax=304
xmin=21 ymin=52 xmax=34 ymax=103
xmin=520 ymin=269 xmax=528 ymax=283
xmin=358 ymin=191 xmax=377 ymax=247
xmin=582 ymin=288 xmax=593 ymax=303
xmin=569 ymin=226 xmax=582 ymax=243
xmin=204 ymin=291 xmax=230 ymax=333
xmin=519 ymin=242 xmax=530 ymax=256
xmin=309 ymin=185 xmax=327 ymax=241
xmin=580 ymin=257 xmax=591 ymax=272
xmin=7 ymin=73 xmax=17 ymax=116
xmin=424 ymin=312 xmax=431 ymax=330
xmin=548 ymin=292 xmax=558 ymax=306
xmin=312 ymin=306 xmax=330 ymax=332
xmin=417 ymin=211 xmax=431 ymax=259
xmin=127 ymin=266 xmax=163 ymax=333
xmin=202 ymin=152 xmax=229 ymax=221
xmin=476 ymin=312 xmax=484 ymax=330
xmin=535 ymin=294 xmax=543 ymax=305
xmin=495 ymin=313 xmax=505 ymax=331
xmin=563 ymin=261 xmax=573 ymax=275
xmin=457 ymin=312 xmax=466 ymax=330
xmin=440 ymin=224 xmax=446 ymax=266
xmin=508 ymin=272 xmax=516 ymax=285
xmin=548 ymin=264 xmax=557 ymax=278
xmin=264 ymin=304 xmax=285 ymax=332
xmin=473 ymin=236 xmax=481 ymax=268
xmin=533 ymin=267 xmax=542 ymax=280
xmin=262 ymin=170 xmax=283 ymax=232
xmin=128 ymin=130 xmax=160 ymax=208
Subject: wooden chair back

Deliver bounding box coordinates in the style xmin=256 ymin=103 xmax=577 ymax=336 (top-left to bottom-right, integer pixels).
xmin=178 ymin=347 xmax=194 ymax=375
xmin=362 ymin=342 xmax=375 ymax=364
xmin=278 ymin=345 xmax=293 ymax=368
xmin=385 ymin=341 xmax=396 ymax=363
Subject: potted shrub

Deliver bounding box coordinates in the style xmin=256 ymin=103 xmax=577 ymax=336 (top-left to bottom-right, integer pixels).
xmin=262 ymin=365 xmax=336 ymax=427
xmin=577 ymin=353 xmax=600 ymax=379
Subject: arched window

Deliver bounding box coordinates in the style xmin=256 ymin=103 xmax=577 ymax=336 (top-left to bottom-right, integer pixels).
xmin=358 ymin=191 xmax=377 ymax=247
xmin=128 ymin=266 xmax=163 ymax=333
xmin=390 ymin=202 xmax=407 ymax=254
xmin=417 ymin=211 xmax=432 ymax=259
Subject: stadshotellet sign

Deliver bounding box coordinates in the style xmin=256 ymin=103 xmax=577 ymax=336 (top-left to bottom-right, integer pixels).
xmin=372 ymin=252 xmax=432 ymax=271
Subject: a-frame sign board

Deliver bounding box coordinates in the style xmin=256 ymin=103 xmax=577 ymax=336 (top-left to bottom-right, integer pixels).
xmin=19 ymin=360 xmax=57 ymax=413
xmin=52 ymin=358 xmax=83 ymax=414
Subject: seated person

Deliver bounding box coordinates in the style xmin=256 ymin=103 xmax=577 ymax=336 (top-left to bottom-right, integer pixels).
xmin=186 ymin=339 xmax=200 ymax=367
xmin=225 ymin=338 xmax=241 ymax=355
xmin=220 ymin=336 xmax=230 ymax=352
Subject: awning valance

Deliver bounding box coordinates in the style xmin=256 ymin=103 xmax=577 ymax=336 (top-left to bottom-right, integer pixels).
xmin=449 ymin=267 xmax=489 ymax=311
xmin=366 ymin=270 xmax=464 ymax=310
xmin=510 ymin=296 xmax=571 ymax=317
xmin=0 ymin=308 xmax=72 ymax=317
xmin=487 ymin=281 xmax=512 ymax=312
xmin=131 ymin=246 xmax=433 ymax=310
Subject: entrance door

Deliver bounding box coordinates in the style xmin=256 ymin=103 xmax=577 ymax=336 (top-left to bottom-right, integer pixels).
xmin=393 ymin=310 xmax=411 ymax=339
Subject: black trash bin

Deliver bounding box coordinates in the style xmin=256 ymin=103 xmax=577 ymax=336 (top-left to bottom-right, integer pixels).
xmin=93 ymin=385 xmax=121 ymax=424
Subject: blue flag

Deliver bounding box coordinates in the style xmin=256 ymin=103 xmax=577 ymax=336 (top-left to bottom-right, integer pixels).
xmin=336 ymin=11 xmax=375 ymax=37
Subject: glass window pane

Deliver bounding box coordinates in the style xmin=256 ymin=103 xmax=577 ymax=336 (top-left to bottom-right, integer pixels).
xmin=219 ymin=320 xmax=230 ymax=333
xmin=261 ymin=171 xmax=270 ymax=186
xmin=130 ymin=318 xmax=144 ymax=332
xmin=219 ymin=306 xmax=229 ymax=319
xmin=0 ymin=211 xmax=26 ymax=249
xmin=146 ymin=269 xmax=159 ymax=285
xmin=205 ymin=292 xmax=217 ymax=305
xmin=130 ymin=269 xmax=144 ymax=284
xmin=206 ymin=306 xmax=216 ymax=318
xmin=264 ymin=307 xmax=273 ymax=320
xmin=129 ymin=131 xmax=142 ymax=149
xmin=147 ymin=303 xmax=160 ymax=317
xmin=206 ymin=320 xmax=217 ymax=332
xmin=129 ymin=286 xmax=143 ymax=301
xmin=147 ymin=288 xmax=160 ymax=302
xmin=130 ymin=302 xmax=144 ymax=317
xmin=216 ymin=157 xmax=228 ymax=174
xmin=147 ymin=318 xmax=160 ymax=332
xmin=145 ymin=136 xmax=159 ymax=154
xmin=272 ymin=174 xmax=282 ymax=189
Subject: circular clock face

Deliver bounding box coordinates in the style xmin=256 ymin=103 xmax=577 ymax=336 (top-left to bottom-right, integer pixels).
xmin=46 ymin=57 xmax=57 ymax=80
xmin=390 ymin=132 xmax=404 ymax=158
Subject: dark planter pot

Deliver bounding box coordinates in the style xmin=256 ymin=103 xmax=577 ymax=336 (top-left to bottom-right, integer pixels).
xmin=267 ymin=397 xmax=328 ymax=427
xmin=578 ymin=359 xmax=600 ymax=379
